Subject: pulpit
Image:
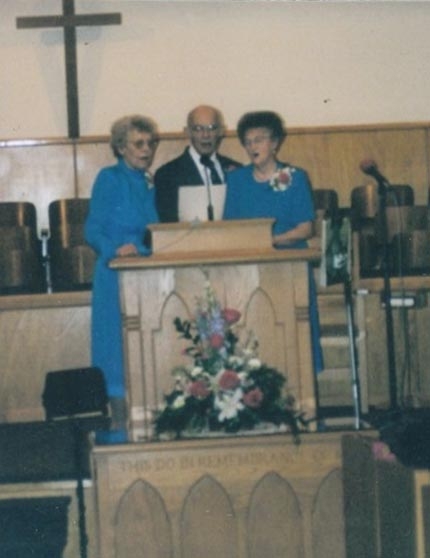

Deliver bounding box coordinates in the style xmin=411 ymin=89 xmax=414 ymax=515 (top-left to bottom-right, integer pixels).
xmin=111 ymin=219 xmax=320 ymax=442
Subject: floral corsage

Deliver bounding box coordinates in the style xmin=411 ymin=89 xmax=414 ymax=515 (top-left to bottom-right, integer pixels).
xmin=269 ymin=166 xmax=294 ymax=192
xmin=145 ymin=171 xmax=154 ymax=189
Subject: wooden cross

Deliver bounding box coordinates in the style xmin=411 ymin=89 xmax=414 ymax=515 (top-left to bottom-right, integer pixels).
xmin=17 ymin=0 xmax=121 ymax=139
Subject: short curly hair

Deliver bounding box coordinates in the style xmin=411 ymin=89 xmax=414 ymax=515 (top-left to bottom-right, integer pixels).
xmin=110 ymin=114 xmax=159 ymax=158
xmin=237 ymin=111 xmax=286 ymax=146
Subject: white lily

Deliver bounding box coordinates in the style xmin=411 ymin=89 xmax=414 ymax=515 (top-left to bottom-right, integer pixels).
xmin=215 ymin=389 xmax=244 ymax=421
xmin=247 ymin=358 xmax=262 ymax=370
xmin=172 ymin=394 xmax=186 ymax=409
xmin=191 ymin=366 xmax=204 ymax=377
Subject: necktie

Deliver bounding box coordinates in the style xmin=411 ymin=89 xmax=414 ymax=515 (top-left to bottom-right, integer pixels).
xmin=200 ymin=155 xmax=222 ymax=184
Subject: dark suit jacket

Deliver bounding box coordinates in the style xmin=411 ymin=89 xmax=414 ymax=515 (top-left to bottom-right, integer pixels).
xmin=154 ymin=147 xmax=241 ymax=222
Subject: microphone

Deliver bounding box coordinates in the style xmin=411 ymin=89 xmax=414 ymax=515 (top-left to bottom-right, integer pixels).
xmin=359 ymin=159 xmax=391 ymax=188
xmin=200 ymin=155 xmax=215 ymax=221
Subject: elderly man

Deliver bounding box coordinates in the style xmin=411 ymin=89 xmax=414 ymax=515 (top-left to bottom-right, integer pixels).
xmin=154 ymin=105 xmax=241 ymax=222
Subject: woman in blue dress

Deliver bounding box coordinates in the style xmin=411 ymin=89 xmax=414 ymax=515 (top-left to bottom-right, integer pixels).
xmin=223 ymin=111 xmax=323 ymax=374
xmin=85 ymin=115 xmax=159 ymax=442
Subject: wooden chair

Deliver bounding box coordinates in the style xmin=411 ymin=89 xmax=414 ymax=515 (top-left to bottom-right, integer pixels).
xmin=0 ymin=201 xmax=44 ymax=294
xmin=350 ymin=184 xmax=379 ymax=229
xmin=377 ymin=205 xmax=430 ymax=273
xmin=313 ymin=188 xmax=339 ymax=211
xmin=386 ymin=184 xmax=414 ymax=207
xmin=350 ymin=184 xmax=416 ymax=276
xmin=48 ymin=199 xmax=96 ymax=291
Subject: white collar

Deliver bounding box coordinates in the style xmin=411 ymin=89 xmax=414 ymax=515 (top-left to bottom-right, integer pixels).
xmin=189 ymin=145 xmax=219 ymax=167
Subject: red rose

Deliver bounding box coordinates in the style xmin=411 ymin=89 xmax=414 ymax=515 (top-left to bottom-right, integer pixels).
xmin=278 ymin=170 xmax=290 ymax=185
xmin=243 ymin=388 xmax=264 ymax=409
xmin=222 ymin=308 xmax=241 ymax=324
xmin=209 ymin=333 xmax=224 ymax=349
xmin=219 ymin=370 xmax=240 ymax=390
xmin=189 ymin=380 xmax=211 ymax=399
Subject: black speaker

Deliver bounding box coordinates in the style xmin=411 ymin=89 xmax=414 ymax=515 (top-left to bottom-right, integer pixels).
xmin=41 ymin=367 xmax=110 ymax=558
xmin=42 ymin=367 xmax=109 ymax=422
xmin=0 ymin=421 xmax=94 ymax=483
xmin=0 ymin=497 xmax=70 ymax=558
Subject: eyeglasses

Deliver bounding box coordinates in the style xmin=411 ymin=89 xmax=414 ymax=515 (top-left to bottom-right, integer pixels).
xmin=190 ymin=124 xmax=219 ymax=134
xmin=128 ymin=139 xmax=158 ymax=150
xmin=244 ymin=135 xmax=272 ymax=148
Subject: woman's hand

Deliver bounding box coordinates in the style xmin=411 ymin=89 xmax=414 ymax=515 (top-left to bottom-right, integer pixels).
xmin=116 ymin=243 xmax=138 ymax=257
xmin=272 ymin=221 xmax=313 ymax=247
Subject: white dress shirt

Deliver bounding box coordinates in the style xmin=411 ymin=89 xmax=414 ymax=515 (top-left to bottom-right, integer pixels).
xmin=188 ymin=145 xmax=224 ymax=185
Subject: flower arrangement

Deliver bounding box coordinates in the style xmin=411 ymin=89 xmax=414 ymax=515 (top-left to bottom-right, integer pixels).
xmin=269 ymin=165 xmax=294 ymax=192
xmin=154 ymin=281 xmax=304 ymax=440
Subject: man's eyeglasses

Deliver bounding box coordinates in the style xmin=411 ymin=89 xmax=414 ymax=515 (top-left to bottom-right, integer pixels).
xmin=190 ymin=124 xmax=219 ymax=134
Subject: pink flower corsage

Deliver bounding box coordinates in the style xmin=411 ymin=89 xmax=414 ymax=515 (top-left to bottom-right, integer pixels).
xmin=270 ymin=166 xmax=294 ymax=192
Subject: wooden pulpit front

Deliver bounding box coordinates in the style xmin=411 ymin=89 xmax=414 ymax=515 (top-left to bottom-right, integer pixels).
xmin=111 ymin=219 xmax=320 ymax=442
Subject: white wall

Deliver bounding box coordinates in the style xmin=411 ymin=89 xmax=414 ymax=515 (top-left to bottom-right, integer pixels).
xmin=1 ymin=1 xmax=430 ymax=139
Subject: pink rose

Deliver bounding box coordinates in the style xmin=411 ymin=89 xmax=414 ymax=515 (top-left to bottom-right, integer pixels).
xmin=222 ymin=308 xmax=241 ymax=324
xmin=219 ymin=370 xmax=240 ymax=390
xmin=278 ymin=170 xmax=291 ymax=185
xmin=243 ymin=388 xmax=264 ymax=409
xmin=189 ymin=380 xmax=211 ymax=399
xmin=210 ymin=333 xmax=224 ymax=349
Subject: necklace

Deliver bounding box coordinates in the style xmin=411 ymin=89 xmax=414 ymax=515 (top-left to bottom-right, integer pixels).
xmin=253 ymin=163 xmax=278 ymax=183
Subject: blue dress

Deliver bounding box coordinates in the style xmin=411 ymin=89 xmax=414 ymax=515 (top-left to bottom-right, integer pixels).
xmin=85 ymin=158 xmax=159 ymax=398
xmin=223 ymin=164 xmax=324 ymax=373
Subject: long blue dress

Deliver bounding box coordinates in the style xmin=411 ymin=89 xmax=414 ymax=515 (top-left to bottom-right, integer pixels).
xmin=85 ymin=158 xmax=159 ymax=399
xmin=223 ymin=163 xmax=324 ymax=373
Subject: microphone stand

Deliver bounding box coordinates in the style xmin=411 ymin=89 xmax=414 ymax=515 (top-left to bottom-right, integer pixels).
xmin=359 ymin=161 xmax=430 ymax=467
xmin=377 ymin=179 xmax=399 ymax=411
xmin=39 ymin=228 xmax=53 ymax=294
xmin=206 ymin=196 xmax=214 ymax=221
xmin=202 ymin=167 xmax=214 ymax=221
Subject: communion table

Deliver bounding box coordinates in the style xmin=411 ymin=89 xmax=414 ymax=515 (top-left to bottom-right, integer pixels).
xmin=92 ymin=431 xmax=345 ymax=558
xmin=110 ymin=219 xmax=320 ymax=442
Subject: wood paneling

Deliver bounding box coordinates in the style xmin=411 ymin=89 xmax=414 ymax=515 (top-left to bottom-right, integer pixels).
xmin=1 ymin=121 xmax=430 ymax=236
xmin=0 ymin=292 xmax=91 ymax=422
xmin=0 ymin=143 xmax=76 ymax=231
xmin=357 ymin=292 xmax=430 ymax=408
